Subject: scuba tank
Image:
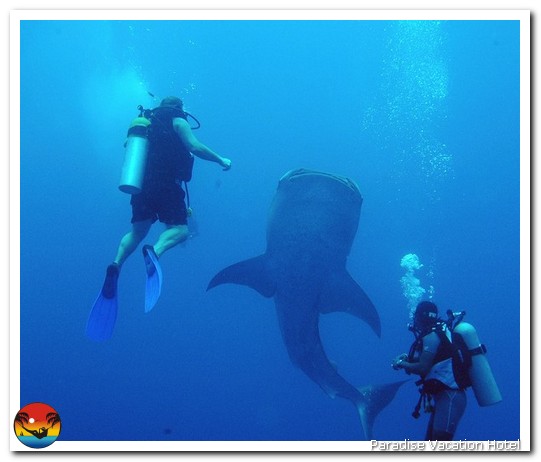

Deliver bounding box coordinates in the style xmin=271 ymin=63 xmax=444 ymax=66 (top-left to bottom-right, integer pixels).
xmin=453 ymin=321 xmax=502 ymax=406
xmin=119 ymin=100 xmax=200 ymax=195
xmin=118 ymin=116 xmax=151 ymax=194
xmin=408 ymin=308 xmax=502 ymax=418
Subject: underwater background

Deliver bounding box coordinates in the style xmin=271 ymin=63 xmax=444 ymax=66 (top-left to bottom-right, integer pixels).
xmin=19 ymin=19 xmax=520 ymax=443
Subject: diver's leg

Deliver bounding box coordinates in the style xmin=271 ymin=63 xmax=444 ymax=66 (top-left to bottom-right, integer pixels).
xmin=153 ymin=224 xmax=190 ymax=258
xmin=114 ymin=219 xmax=153 ymax=266
xmin=150 ymin=179 xmax=190 ymax=259
xmin=430 ymin=390 xmax=467 ymax=441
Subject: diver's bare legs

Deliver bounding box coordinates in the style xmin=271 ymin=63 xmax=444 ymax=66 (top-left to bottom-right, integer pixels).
xmin=153 ymin=224 xmax=190 ymax=258
xmin=114 ymin=221 xmax=189 ymax=267
xmin=114 ymin=219 xmax=153 ymax=267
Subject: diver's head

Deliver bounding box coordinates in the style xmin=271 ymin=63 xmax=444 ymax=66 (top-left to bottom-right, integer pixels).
xmin=413 ymin=301 xmax=438 ymax=333
xmin=159 ymin=96 xmax=184 ymax=111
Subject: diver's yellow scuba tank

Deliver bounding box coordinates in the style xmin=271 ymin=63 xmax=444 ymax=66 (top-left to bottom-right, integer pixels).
xmin=119 ymin=117 xmax=151 ymax=194
xmin=454 ymin=322 xmax=502 ymax=406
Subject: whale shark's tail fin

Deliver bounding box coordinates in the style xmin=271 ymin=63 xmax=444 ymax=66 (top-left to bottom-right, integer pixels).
xmin=207 ymin=254 xmax=276 ymax=298
xmin=356 ymin=380 xmax=409 ymax=440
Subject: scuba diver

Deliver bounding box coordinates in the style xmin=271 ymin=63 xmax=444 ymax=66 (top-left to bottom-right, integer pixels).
xmin=86 ymin=96 xmax=232 ymax=341
xmin=391 ymin=301 xmax=467 ymax=441
xmin=392 ymin=301 xmax=502 ymax=441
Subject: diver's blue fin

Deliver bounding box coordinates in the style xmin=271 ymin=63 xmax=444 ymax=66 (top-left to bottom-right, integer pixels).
xmin=86 ymin=263 xmax=120 ymax=341
xmin=143 ymin=245 xmax=162 ymax=313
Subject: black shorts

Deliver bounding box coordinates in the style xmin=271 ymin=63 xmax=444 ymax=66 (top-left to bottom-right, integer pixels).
xmin=130 ymin=182 xmax=188 ymax=225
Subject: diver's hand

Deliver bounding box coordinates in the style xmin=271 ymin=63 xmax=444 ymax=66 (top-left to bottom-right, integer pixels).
xmin=220 ymin=158 xmax=232 ymax=171
xmin=391 ymin=353 xmax=408 ymax=370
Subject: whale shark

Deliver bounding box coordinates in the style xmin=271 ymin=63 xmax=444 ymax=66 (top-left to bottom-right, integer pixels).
xmin=208 ymin=168 xmax=405 ymax=439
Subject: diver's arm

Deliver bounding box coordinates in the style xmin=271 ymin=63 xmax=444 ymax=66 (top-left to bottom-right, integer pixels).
xmin=393 ymin=332 xmax=439 ymax=377
xmin=173 ymin=117 xmax=231 ymax=170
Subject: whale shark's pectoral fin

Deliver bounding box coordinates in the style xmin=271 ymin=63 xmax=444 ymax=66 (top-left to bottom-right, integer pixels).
xmin=318 ymin=269 xmax=381 ymax=337
xmin=207 ymin=255 xmax=276 ymax=298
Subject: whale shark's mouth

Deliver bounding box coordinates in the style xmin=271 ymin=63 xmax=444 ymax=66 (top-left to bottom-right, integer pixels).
xmin=279 ymin=168 xmax=361 ymax=195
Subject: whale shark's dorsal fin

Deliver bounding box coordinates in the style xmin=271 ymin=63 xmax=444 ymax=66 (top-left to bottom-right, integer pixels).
xmin=207 ymin=255 xmax=276 ymax=298
xmin=317 ymin=269 xmax=381 ymax=337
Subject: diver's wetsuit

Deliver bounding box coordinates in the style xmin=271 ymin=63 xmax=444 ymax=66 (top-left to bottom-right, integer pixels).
xmin=412 ymin=325 xmax=468 ymax=441
xmin=426 ymin=388 xmax=467 ymax=440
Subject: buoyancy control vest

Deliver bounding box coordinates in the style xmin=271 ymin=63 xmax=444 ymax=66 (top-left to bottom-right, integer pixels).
xmin=144 ymin=106 xmax=195 ymax=185
xmin=408 ymin=322 xmax=461 ymax=394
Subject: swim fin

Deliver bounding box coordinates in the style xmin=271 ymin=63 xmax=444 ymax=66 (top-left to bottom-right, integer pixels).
xmin=143 ymin=245 xmax=162 ymax=313
xmin=86 ymin=263 xmax=120 ymax=341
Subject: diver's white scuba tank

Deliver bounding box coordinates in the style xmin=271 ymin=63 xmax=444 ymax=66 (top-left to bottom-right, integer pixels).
xmin=119 ymin=117 xmax=151 ymax=194
xmin=454 ymin=322 xmax=502 ymax=406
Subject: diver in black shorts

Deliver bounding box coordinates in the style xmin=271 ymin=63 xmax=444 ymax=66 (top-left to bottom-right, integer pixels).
xmin=87 ymin=96 xmax=231 ymax=340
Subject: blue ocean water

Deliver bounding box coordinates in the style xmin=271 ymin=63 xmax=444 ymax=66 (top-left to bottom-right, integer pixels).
xmin=19 ymin=19 xmax=521 ymax=443
xmin=16 ymin=436 xmax=57 ymax=449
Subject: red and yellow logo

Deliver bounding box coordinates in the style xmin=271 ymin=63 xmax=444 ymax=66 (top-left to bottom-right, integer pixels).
xmin=14 ymin=402 xmax=61 ymax=449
